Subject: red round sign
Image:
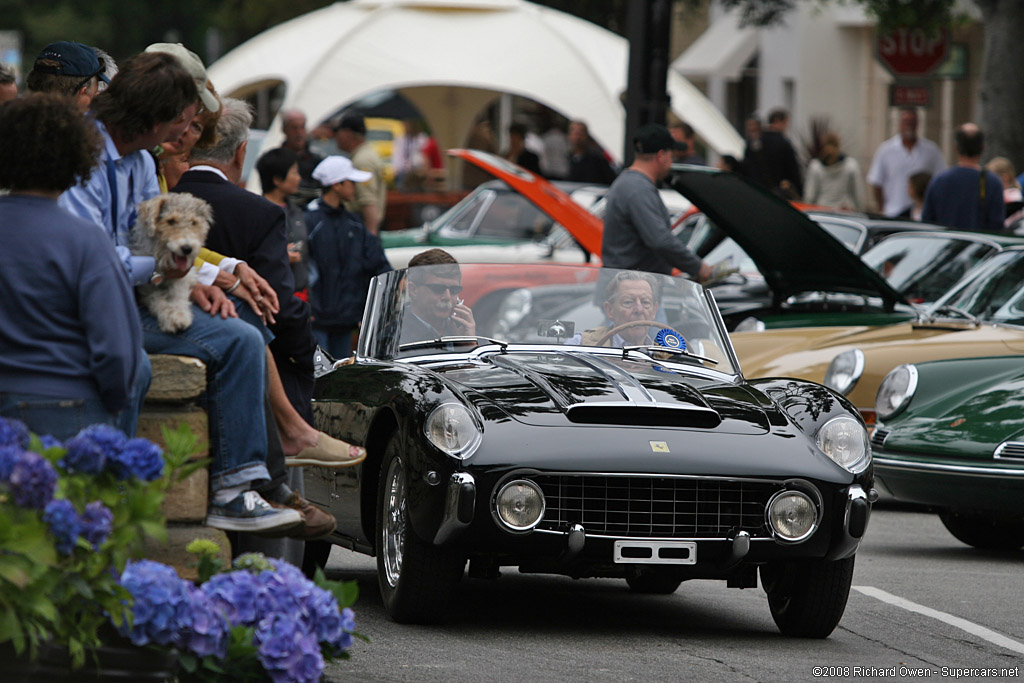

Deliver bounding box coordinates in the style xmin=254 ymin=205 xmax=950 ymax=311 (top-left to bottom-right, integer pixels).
xmin=876 ymin=27 xmax=949 ymax=77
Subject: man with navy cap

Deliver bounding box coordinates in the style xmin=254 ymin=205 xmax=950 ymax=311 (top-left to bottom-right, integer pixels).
xmin=26 ymin=41 xmax=109 ymax=110
xmin=601 ymin=123 xmax=711 ymax=282
xmin=333 ymin=112 xmax=386 ymax=235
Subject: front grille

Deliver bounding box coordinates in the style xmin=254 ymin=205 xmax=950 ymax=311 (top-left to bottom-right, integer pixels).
xmin=871 ymin=428 xmax=890 ymax=450
xmin=533 ymin=474 xmax=782 ymax=538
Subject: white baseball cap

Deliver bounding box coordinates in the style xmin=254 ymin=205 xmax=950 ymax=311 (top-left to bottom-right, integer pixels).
xmin=144 ymin=42 xmax=220 ymax=113
xmin=312 ymin=156 xmax=373 ymax=186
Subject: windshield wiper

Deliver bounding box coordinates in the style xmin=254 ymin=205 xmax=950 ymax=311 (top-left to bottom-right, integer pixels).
xmin=399 ymin=336 xmax=509 ymax=352
xmin=926 ymin=304 xmax=980 ymax=325
xmin=621 ymin=344 xmax=719 ymax=366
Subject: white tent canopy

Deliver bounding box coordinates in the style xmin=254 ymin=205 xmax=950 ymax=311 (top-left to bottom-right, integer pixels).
xmin=208 ymin=0 xmax=744 ymax=180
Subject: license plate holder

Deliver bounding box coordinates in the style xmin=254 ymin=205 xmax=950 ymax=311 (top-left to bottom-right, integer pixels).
xmin=613 ymin=540 xmax=697 ymax=565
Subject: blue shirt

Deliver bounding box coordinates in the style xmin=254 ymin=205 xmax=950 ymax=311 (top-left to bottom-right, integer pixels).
xmin=921 ymin=166 xmax=1005 ymax=232
xmin=59 ymin=119 xmax=159 ymax=284
xmin=0 ymin=195 xmax=142 ymax=412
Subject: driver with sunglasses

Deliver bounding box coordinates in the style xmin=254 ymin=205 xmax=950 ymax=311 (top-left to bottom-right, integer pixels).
xmin=400 ymin=248 xmax=476 ymax=345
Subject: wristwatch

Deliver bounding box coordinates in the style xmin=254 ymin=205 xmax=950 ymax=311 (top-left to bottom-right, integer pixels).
xmin=149 ymin=271 xmax=165 ymax=285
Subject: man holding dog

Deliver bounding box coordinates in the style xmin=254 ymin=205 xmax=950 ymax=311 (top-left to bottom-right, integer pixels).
xmin=59 ymin=49 xmax=326 ymax=539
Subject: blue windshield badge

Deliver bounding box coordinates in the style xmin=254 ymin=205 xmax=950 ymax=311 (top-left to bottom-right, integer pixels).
xmin=655 ymin=329 xmax=685 ymax=350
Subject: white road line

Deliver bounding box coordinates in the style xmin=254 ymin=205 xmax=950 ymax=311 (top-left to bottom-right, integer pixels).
xmin=853 ymin=585 xmax=1024 ymax=655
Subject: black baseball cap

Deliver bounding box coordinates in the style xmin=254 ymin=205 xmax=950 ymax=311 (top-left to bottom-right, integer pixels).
xmin=33 ymin=41 xmax=109 ymax=83
xmin=334 ymin=111 xmax=366 ymax=135
xmin=633 ymin=124 xmax=685 ymax=154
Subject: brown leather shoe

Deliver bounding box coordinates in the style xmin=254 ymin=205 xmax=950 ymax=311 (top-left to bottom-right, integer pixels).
xmin=268 ymin=492 xmax=337 ymax=540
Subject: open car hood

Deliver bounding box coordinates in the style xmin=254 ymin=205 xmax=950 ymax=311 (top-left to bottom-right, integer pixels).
xmin=449 ymin=148 xmax=603 ymax=256
xmin=670 ymin=167 xmax=906 ymax=308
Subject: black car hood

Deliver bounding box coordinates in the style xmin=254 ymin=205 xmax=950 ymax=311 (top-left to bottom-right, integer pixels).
xmin=436 ymin=351 xmax=771 ymax=435
xmin=670 ymin=167 xmax=906 ymax=309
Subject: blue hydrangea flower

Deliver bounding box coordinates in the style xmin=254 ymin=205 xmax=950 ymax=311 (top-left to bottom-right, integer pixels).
xmin=118 ymin=560 xmax=194 ymax=647
xmin=8 ymin=451 xmax=57 ymax=509
xmin=80 ymin=501 xmax=114 ymax=549
xmin=38 ymin=434 xmax=62 ymax=450
xmin=0 ymin=417 xmax=29 ymax=449
xmin=61 ymin=435 xmax=108 ymax=475
xmin=261 ymin=561 xmax=314 ymax=616
xmin=0 ymin=445 xmax=21 ymax=481
xmin=183 ymin=585 xmax=229 ymax=659
xmin=201 ymin=570 xmax=266 ymax=626
xmin=43 ymin=499 xmax=81 ymax=556
xmin=109 ymin=438 xmax=164 ymax=481
xmin=255 ymin=613 xmax=324 ymax=683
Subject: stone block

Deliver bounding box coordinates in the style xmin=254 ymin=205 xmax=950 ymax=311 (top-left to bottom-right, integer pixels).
xmin=137 ymin=408 xmax=209 ymax=460
xmin=146 ymin=355 xmax=207 ymax=402
xmin=142 ymin=525 xmax=232 ymax=581
xmin=162 ymin=467 xmax=208 ymax=523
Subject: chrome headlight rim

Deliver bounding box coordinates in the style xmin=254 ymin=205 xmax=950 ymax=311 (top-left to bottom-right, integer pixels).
xmin=816 ymin=415 xmax=871 ymax=474
xmin=424 ymin=402 xmax=482 ymax=460
xmin=492 ymin=478 xmax=546 ymax=533
xmin=875 ymin=364 xmax=919 ymax=421
xmin=765 ymin=488 xmax=819 ymax=543
xmin=824 ymin=348 xmax=865 ymax=395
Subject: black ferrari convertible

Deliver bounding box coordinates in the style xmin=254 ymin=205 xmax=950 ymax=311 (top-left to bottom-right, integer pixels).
xmin=305 ymin=263 xmax=875 ymax=638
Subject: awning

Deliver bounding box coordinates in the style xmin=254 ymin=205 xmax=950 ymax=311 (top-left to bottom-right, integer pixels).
xmin=672 ymin=12 xmax=757 ymax=81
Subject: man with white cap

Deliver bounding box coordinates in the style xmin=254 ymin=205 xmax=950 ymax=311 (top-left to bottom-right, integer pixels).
xmin=306 ymin=156 xmax=393 ymax=359
xmin=144 ymin=42 xmax=220 ymax=116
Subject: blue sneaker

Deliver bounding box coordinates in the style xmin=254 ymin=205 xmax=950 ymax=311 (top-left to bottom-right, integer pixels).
xmin=206 ymin=491 xmax=303 ymax=533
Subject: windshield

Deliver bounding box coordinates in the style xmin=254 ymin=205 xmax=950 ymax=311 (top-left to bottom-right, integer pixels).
xmin=862 ymin=234 xmax=1001 ymax=304
xmin=431 ymin=183 xmax=554 ymax=241
xmin=358 ymin=263 xmax=737 ymax=375
xmin=928 ymin=248 xmax=1024 ymax=325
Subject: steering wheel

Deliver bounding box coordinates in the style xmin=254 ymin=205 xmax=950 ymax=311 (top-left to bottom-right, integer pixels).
xmin=595 ymin=320 xmax=684 ymax=347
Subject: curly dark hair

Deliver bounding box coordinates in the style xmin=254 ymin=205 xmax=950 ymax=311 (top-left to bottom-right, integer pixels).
xmin=0 ymin=93 xmax=101 ymax=192
xmin=90 ymin=52 xmax=198 ymax=142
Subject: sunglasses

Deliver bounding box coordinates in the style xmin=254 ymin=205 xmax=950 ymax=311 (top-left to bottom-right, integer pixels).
xmin=420 ymin=283 xmax=463 ymax=296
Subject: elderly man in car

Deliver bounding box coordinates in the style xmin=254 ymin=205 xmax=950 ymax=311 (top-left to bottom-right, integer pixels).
xmin=569 ymin=270 xmax=662 ymax=347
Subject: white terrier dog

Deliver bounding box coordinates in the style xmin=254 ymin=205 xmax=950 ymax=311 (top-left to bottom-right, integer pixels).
xmin=133 ymin=193 xmax=213 ymax=333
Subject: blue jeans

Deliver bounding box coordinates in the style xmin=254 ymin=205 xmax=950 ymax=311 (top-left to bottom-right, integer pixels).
xmin=140 ymin=303 xmax=270 ymax=492
xmin=0 ymin=393 xmax=116 ymax=442
xmin=312 ymin=324 xmax=353 ymax=361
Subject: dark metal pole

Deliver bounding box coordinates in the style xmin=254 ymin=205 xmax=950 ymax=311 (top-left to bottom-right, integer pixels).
xmin=623 ymin=0 xmax=673 ymax=165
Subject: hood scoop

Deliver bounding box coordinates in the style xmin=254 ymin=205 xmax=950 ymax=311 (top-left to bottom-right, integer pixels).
xmin=491 ymin=351 xmax=723 ymax=428
xmin=566 ymin=403 xmax=722 ymax=428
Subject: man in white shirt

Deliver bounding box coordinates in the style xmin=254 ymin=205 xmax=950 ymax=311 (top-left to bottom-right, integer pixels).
xmin=867 ymin=107 xmax=946 ymax=217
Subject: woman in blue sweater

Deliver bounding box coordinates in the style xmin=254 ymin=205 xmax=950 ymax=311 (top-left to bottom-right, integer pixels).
xmin=0 ymin=94 xmax=142 ymax=439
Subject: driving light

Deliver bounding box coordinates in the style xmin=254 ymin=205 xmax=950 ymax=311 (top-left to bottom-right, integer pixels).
xmin=425 ymin=403 xmax=482 ymax=460
xmin=824 ymin=349 xmax=865 ymax=395
xmin=875 ymin=364 xmax=918 ymax=421
xmin=816 ymin=416 xmax=871 ymax=473
xmin=494 ymin=479 xmax=545 ymax=531
xmin=766 ymin=491 xmax=817 ymax=542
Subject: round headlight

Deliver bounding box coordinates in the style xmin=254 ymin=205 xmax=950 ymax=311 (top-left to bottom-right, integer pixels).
xmin=766 ymin=491 xmax=818 ymax=542
xmin=493 ymin=288 xmax=533 ymax=336
xmin=816 ymin=415 xmax=871 ymax=473
xmin=875 ymin=364 xmax=918 ymax=421
xmin=425 ymin=403 xmax=482 ymax=460
xmin=494 ymin=480 xmax=545 ymax=531
xmin=824 ymin=348 xmax=865 ymax=395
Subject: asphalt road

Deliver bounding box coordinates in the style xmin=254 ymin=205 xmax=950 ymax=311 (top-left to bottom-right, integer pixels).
xmin=322 ymin=504 xmax=1024 ymax=682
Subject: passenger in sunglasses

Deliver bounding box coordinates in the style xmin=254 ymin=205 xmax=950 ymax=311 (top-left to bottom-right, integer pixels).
xmin=400 ymin=248 xmax=476 ymax=345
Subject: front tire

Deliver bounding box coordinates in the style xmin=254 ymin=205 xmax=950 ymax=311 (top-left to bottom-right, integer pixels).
xmin=760 ymin=556 xmax=855 ymax=638
xmin=376 ymin=434 xmax=464 ymax=623
xmin=938 ymin=511 xmax=1024 ymax=550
